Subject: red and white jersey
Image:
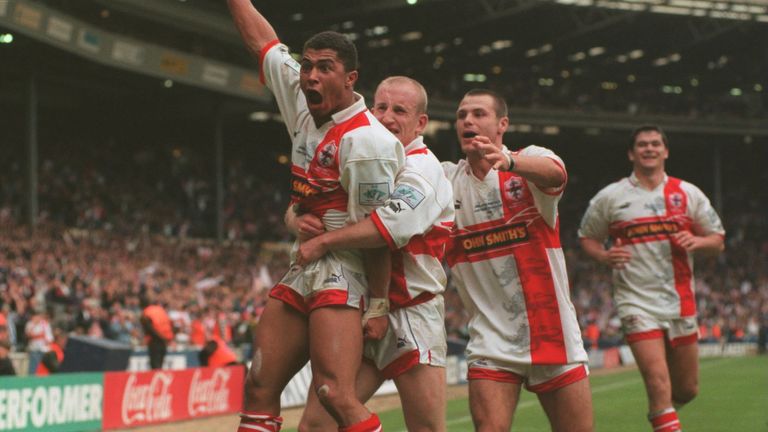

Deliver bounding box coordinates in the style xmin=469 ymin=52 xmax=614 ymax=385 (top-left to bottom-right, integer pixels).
xmin=25 ymin=318 xmax=53 ymax=352
xmin=370 ymin=137 xmax=455 ymax=309
xmin=578 ymin=173 xmax=725 ymax=319
xmin=444 ymin=145 xmax=587 ymax=366
xmin=260 ymin=40 xmax=404 ymax=269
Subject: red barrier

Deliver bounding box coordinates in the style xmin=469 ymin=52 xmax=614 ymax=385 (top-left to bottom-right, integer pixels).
xmin=102 ymin=365 xmax=245 ymax=430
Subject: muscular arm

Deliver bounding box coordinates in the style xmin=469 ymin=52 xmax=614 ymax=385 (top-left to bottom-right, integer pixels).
xmin=227 ymin=0 xmax=278 ymax=58
xmin=476 ymin=140 xmax=565 ymax=191
xmin=509 ymin=154 xmax=565 ymax=191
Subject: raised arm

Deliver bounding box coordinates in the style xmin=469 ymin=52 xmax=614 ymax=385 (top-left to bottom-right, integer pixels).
xmin=227 ymin=0 xmax=279 ymax=58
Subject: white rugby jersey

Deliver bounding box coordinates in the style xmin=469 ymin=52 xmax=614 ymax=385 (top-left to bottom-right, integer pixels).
xmin=578 ymin=172 xmax=725 ymax=319
xmin=370 ymin=137 xmax=455 ymax=309
xmin=260 ymin=40 xmax=404 ymax=268
xmin=444 ymin=145 xmax=587 ymax=366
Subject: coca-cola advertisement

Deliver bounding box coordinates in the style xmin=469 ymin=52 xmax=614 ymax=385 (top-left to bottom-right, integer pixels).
xmin=102 ymin=365 xmax=245 ymax=430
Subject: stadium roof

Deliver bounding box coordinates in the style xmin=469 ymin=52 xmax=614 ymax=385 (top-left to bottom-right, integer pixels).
xmin=3 ymin=0 xmax=767 ymax=135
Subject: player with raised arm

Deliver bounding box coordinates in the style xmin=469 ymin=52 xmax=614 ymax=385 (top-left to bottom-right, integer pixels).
xmin=443 ymin=89 xmax=593 ymax=432
xmin=227 ymin=2 xmax=404 ymax=431
xmin=579 ymin=125 xmax=724 ymax=432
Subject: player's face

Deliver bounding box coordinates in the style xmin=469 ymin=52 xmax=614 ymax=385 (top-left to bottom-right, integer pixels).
xmin=372 ymin=83 xmax=427 ymax=146
xmin=628 ymin=130 xmax=668 ymax=171
xmin=299 ymin=48 xmax=357 ymax=124
xmin=455 ymin=95 xmax=508 ymax=155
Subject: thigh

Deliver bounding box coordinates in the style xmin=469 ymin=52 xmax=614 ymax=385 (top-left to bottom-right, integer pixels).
xmin=469 ymin=379 xmax=521 ymax=432
xmin=394 ymin=364 xmax=446 ymax=432
xmin=308 ymin=306 xmax=363 ymax=385
xmin=629 ymin=337 xmax=670 ymax=380
xmin=250 ymin=297 xmax=310 ymax=390
xmin=537 ymin=374 xmax=593 ymax=432
xmin=667 ymin=341 xmax=698 ymax=393
xmin=628 ymin=337 xmax=673 ymax=411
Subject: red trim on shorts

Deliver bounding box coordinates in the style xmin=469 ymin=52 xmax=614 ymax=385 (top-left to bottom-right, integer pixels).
xmin=467 ymin=367 xmax=523 ymax=384
xmin=371 ymin=210 xmax=398 ymax=251
xmin=380 ymin=349 xmax=420 ymax=379
xmin=670 ymin=332 xmax=698 ymax=347
xmin=527 ymin=364 xmax=588 ymax=394
xmin=269 ymin=284 xmax=308 ymax=314
xmin=307 ymin=289 xmax=352 ymax=311
xmin=625 ymin=329 xmax=665 ymax=344
xmin=258 ymin=39 xmax=281 ymax=85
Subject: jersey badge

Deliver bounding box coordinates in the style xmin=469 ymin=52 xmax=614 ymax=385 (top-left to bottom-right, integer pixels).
xmin=317 ymin=141 xmax=338 ymax=168
xmin=391 ymin=184 xmax=425 ymax=209
xmin=359 ymin=183 xmax=390 ymax=206
xmin=504 ymin=177 xmax=524 ymax=201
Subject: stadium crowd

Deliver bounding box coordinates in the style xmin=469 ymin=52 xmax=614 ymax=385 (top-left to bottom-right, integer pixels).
xmin=1 ymin=140 xmax=765 ymax=364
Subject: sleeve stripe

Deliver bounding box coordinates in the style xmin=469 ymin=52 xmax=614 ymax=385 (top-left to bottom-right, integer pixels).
xmin=258 ymin=39 xmax=281 ymax=85
xmin=371 ymin=210 xmax=398 ymax=251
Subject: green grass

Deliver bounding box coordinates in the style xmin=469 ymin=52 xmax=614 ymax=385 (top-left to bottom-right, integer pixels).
xmin=373 ymin=356 xmax=768 ymax=431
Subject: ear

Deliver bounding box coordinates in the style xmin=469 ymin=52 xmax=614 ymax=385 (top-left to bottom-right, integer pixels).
xmin=346 ymin=70 xmax=358 ymax=89
xmin=414 ymin=114 xmax=429 ymax=135
xmin=627 ymin=148 xmax=635 ymax=162
xmin=498 ymin=116 xmax=509 ymax=136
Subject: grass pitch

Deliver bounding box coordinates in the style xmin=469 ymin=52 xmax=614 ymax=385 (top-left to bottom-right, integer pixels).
xmin=376 ymin=355 xmax=767 ymax=431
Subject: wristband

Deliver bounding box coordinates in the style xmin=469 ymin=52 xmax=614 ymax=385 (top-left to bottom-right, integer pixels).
xmin=362 ymin=297 xmax=389 ymax=325
xmin=502 ymin=149 xmax=515 ymax=171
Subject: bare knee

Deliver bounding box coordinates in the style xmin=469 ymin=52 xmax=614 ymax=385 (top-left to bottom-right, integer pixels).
xmin=672 ymin=382 xmax=698 ymax=406
xmin=473 ymin=416 xmax=513 ymax=432
xmin=314 ymin=381 xmax=356 ymax=417
xmin=244 ymin=365 xmax=279 ymax=407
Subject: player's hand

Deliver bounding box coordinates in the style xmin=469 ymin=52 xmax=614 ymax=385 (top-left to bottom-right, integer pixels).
xmin=671 ymin=230 xmax=703 ymax=252
xmin=295 ymin=213 xmax=325 ymax=242
xmin=604 ymin=240 xmax=631 ymax=269
xmin=474 ymin=138 xmax=508 ymax=170
xmin=363 ymin=315 xmax=389 ymax=341
xmin=295 ymin=236 xmax=328 ymax=266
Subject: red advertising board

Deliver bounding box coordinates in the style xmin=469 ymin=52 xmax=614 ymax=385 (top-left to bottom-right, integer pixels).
xmin=102 ymin=365 xmax=244 ymax=430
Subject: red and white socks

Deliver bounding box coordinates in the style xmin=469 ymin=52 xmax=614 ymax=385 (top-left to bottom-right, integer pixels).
xmin=237 ymin=411 xmax=283 ymax=432
xmin=648 ymin=407 xmax=682 ymax=432
xmin=339 ymin=413 xmax=382 ymax=432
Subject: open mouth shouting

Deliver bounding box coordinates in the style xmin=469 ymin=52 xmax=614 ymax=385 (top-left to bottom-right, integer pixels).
xmin=305 ymin=89 xmax=323 ymax=106
xmin=462 ymin=131 xmax=478 ymax=139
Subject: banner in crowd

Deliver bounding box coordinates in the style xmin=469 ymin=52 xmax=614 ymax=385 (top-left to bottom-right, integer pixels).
xmin=101 ymin=365 xmax=244 ymax=430
xmin=0 ymin=373 xmax=103 ymax=432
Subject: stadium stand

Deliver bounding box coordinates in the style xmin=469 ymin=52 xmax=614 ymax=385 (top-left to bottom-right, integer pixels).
xmin=0 ymin=0 xmax=766 ymax=368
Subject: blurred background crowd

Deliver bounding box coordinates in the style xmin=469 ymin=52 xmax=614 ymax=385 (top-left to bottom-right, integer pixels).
xmin=1 ymin=140 xmax=765 ymax=361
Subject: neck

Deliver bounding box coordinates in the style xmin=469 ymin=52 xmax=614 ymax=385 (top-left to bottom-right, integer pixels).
xmin=634 ymin=167 xmax=666 ymax=189
xmin=467 ymin=153 xmax=493 ymax=180
xmin=312 ymin=92 xmax=357 ymax=128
